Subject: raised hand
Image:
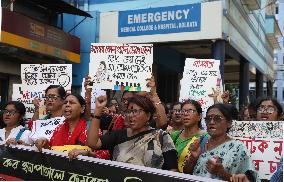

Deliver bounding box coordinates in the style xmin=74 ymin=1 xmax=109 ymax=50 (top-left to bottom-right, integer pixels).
xmin=221 ymin=90 xmax=230 ymax=104
xmin=32 ymin=97 xmax=41 ymax=109
xmin=95 ymin=96 xmax=107 ymax=116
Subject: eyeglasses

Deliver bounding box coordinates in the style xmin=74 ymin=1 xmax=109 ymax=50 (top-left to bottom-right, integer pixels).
xmin=181 ymin=109 xmax=197 ymax=115
xmin=3 ymin=109 xmax=18 ymax=116
xmin=257 ymin=106 xmax=277 ymax=114
xmin=125 ymin=109 xmax=144 ymax=116
xmin=204 ymin=115 xmax=225 ymax=124
xmin=45 ymin=95 xmax=61 ymax=101
xmin=172 ymin=109 xmax=182 ymax=114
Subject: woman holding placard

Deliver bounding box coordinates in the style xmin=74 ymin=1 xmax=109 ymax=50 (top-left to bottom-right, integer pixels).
xmin=170 ymin=99 xmax=207 ymax=173
xmin=0 ymin=101 xmax=33 ymax=145
xmin=183 ymin=104 xmax=259 ymax=182
xmin=87 ymin=95 xmax=178 ymax=171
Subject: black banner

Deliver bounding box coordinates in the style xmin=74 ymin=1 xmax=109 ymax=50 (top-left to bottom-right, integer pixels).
xmin=0 ymin=145 xmax=219 ymax=182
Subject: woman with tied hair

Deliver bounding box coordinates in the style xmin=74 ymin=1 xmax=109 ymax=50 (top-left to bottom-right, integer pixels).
xmin=0 ymin=101 xmax=32 ymax=145
xmin=87 ymin=95 xmax=178 ymax=171
xmin=255 ymin=97 xmax=283 ymax=121
xmin=35 ymin=94 xmax=91 ymax=158
xmin=184 ymin=104 xmax=259 ymax=182
xmin=170 ymin=99 xmax=207 ymax=173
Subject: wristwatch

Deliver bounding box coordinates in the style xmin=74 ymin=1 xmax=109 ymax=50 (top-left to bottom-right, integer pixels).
xmin=94 ymin=115 xmax=101 ymax=120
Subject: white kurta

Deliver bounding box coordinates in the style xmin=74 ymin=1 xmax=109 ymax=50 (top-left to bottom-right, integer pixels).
xmin=0 ymin=125 xmax=33 ymax=145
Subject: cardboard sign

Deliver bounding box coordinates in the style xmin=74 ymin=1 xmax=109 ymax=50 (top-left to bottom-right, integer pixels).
xmin=89 ymin=43 xmax=153 ymax=91
xmin=229 ymin=121 xmax=283 ymax=180
xmin=81 ymin=78 xmax=106 ymax=113
xmin=12 ymin=84 xmax=46 ymax=119
xmin=21 ymin=64 xmax=72 ymax=91
xmin=29 ymin=117 xmax=65 ymax=141
xmin=179 ymin=58 xmax=223 ymax=112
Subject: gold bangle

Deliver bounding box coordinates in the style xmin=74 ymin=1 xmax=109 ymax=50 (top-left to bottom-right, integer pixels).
xmin=155 ymin=101 xmax=162 ymax=106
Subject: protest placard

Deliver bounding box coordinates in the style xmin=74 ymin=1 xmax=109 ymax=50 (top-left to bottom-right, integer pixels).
xmin=12 ymin=84 xmax=46 ymax=119
xmin=0 ymin=145 xmax=221 ymax=182
xmin=89 ymin=43 xmax=153 ymax=91
xmin=21 ymin=64 xmax=72 ymax=91
xmin=81 ymin=78 xmax=106 ymax=113
xmin=179 ymin=58 xmax=223 ymax=112
xmin=229 ymin=121 xmax=283 ymax=180
xmin=29 ymin=117 xmax=65 ymax=141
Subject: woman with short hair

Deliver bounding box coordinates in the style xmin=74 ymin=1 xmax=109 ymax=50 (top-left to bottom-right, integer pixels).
xmin=0 ymin=101 xmax=32 ymax=145
xmin=184 ymin=104 xmax=259 ymax=182
xmin=87 ymin=95 xmax=178 ymax=171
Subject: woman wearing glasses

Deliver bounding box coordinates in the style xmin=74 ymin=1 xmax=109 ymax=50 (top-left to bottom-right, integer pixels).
xmin=87 ymin=95 xmax=178 ymax=171
xmin=255 ymin=97 xmax=283 ymax=121
xmin=184 ymin=104 xmax=259 ymax=182
xmin=170 ymin=100 xmax=207 ymax=172
xmin=0 ymin=101 xmax=33 ymax=145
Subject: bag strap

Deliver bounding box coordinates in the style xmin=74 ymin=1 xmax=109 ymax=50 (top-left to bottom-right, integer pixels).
xmin=15 ymin=128 xmax=26 ymax=141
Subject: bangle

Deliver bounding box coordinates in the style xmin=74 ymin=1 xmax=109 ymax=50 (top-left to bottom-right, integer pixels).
xmin=155 ymin=101 xmax=162 ymax=106
xmin=94 ymin=115 xmax=101 ymax=120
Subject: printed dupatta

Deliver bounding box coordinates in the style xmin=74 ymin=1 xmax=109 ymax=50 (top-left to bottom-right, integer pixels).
xmin=112 ymin=129 xmax=165 ymax=169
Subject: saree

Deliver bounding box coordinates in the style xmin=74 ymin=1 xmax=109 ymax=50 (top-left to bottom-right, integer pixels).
xmin=171 ymin=131 xmax=207 ymax=172
xmin=193 ymin=140 xmax=259 ymax=181
xmin=112 ymin=129 xmax=175 ymax=169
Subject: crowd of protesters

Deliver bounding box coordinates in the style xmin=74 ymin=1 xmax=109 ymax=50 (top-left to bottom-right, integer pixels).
xmin=0 ymin=75 xmax=283 ymax=182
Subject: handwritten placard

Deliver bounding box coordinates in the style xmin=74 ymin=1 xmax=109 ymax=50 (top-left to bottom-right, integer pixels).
xmin=179 ymin=58 xmax=222 ymax=112
xmin=12 ymin=84 xmax=46 ymax=119
xmin=81 ymin=78 xmax=106 ymax=113
xmin=89 ymin=43 xmax=153 ymax=91
xmin=21 ymin=64 xmax=72 ymax=90
xmin=30 ymin=117 xmax=65 ymax=141
xmin=229 ymin=121 xmax=283 ymax=180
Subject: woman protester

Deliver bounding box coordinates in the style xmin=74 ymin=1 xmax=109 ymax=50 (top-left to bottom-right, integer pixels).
xmin=87 ymin=95 xmax=178 ymax=171
xmin=184 ymin=104 xmax=259 ymax=182
xmin=0 ymin=101 xmax=32 ymax=145
xmin=171 ymin=100 xmax=207 ymax=173
xmin=255 ymin=97 xmax=283 ymax=121
xmin=35 ymin=94 xmax=91 ymax=158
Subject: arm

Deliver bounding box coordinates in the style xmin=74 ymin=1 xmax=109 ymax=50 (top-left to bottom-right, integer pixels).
xmin=31 ymin=97 xmax=41 ymax=121
xmin=147 ymin=76 xmax=168 ymax=129
xmin=87 ymin=95 xmax=107 ymax=150
xmin=183 ymin=139 xmax=202 ymax=174
xmin=84 ymin=75 xmax=92 ymax=120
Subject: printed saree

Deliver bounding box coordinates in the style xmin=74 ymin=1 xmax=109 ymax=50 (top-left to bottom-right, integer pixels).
xmin=112 ymin=129 xmax=175 ymax=169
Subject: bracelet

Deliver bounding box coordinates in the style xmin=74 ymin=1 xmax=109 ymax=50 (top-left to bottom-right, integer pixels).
xmin=94 ymin=115 xmax=101 ymax=120
xmin=155 ymin=101 xmax=162 ymax=106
